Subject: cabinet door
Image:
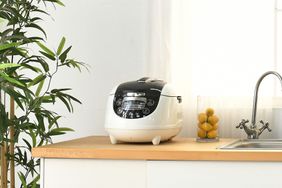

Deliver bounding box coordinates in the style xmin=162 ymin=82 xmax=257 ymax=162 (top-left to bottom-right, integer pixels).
xmin=42 ymin=159 xmax=147 ymax=188
xmin=147 ymin=161 xmax=282 ymax=188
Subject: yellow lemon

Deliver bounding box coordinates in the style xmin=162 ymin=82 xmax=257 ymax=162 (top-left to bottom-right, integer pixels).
xmin=198 ymin=113 xmax=207 ymax=123
xmin=207 ymin=130 xmax=218 ymax=139
xmin=199 ymin=122 xmax=213 ymax=132
xmin=197 ymin=129 xmax=206 ymax=138
xmin=208 ymin=115 xmax=219 ymax=125
xmin=206 ymin=108 xmax=214 ymax=116
xmin=212 ymin=123 xmax=218 ymax=130
xmin=198 ymin=122 xmax=202 ymax=128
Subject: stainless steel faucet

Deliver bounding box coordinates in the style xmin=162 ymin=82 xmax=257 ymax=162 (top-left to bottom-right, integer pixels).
xmin=236 ymin=71 xmax=282 ymax=139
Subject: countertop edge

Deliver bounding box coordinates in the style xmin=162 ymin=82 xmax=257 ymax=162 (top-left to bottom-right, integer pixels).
xmin=32 ymin=147 xmax=282 ymax=162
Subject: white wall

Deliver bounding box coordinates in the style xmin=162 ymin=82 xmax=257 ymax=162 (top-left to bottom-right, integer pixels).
xmin=41 ymin=0 xmax=150 ymax=141
xmin=41 ymin=0 xmax=282 ymax=142
xmin=171 ymin=0 xmax=280 ymax=138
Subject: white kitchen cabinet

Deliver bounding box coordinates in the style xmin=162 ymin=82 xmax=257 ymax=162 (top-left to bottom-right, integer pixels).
xmin=41 ymin=159 xmax=282 ymax=188
xmin=41 ymin=159 xmax=147 ymax=188
xmin=147 ymin=161 xmax=282 ymax=188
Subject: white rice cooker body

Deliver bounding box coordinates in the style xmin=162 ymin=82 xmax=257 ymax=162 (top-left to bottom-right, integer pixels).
xmin=104 ymin=78 xmax=183 ymax=145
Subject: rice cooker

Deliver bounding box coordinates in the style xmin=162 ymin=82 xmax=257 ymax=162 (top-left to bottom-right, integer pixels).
xmin=104 ymin=77 xmax=183 ymax=145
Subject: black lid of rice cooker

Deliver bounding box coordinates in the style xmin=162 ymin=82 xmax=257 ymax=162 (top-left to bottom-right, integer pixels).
xmin=115 ymin=77 xmax=166 ymax=96
xmin=113 ymin=77 xmax=166 ymax=119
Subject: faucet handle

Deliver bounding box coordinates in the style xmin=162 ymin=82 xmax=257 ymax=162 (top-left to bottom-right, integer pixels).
xmin=236 ymin=119 xmax=249 ymax=129
xmin=242 ymin=119 xmax=249 ymax=124
xmin=259 ymin=120 xmax=272 ymax=132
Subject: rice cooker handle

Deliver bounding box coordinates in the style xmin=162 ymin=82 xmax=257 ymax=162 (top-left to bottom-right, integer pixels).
xmin=177 ymin=96 xmax=182 ymax=103
xmin=137 ymin=77 xmax=150 ymax=82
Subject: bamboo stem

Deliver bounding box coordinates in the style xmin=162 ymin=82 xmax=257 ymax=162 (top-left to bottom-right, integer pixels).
xmin=1 ymin=145 xmax=5 ymax=188
xmin=0 ymin=89 xmax=3 ymax=188
xmin=0 ymin=90 xmax=7 ymax=188
xmin=1 ymin=142 xmax=7 ymax=188
xmin=10 ymin=97 xmax=15 ymax=188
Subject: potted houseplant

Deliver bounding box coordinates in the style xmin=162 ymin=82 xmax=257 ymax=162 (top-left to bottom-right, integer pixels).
xmin=0 ymin=0 xmax=86 ymax=187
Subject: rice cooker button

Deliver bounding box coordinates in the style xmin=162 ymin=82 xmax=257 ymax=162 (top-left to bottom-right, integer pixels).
xmin=122 ymin=111 xmax=127 ymax=118
xmin=147 ymin=99 xmax=155 ymax=106
xmin=135 ymin=112 xmax=140 ymax=118
xmin=116 ymin=98 xmax=122 ymax=106
xmin=142 ymin=108 xmax=150 ymax=115
xmin=117 ymin=107 xmax=123 ymax=115
xmin=129 ymin=112 xmax=134 ymax=119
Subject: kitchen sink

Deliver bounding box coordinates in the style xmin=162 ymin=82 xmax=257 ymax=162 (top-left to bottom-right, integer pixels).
xmin=219 ymin=139 xmax=282 ymax=150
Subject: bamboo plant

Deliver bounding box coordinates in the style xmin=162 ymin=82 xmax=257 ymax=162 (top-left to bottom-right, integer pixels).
xmin=0 ymin=0 xmax=86 ymax=187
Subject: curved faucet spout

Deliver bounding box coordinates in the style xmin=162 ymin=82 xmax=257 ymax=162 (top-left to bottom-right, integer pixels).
xmin=251 ymin=71 xmax=282 ymax=127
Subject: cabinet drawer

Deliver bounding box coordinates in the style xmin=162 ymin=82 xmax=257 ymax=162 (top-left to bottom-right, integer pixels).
xmin=42 ymin=159 xmax=147 ymax=188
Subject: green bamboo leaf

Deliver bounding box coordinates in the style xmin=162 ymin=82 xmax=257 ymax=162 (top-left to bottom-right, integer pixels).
xmin=68 ymin=59 xmax=81 ymax=72
xmin=2 ymin=87 xmax=25 ymax=110
xmin=18 ymin=172 xmax=27 ymax=188
xmin=30 ymin=98 xmax=42 ymax=110
xmin=39 ymin=51 xmax=56 ymax=61
xmin=0 ymin=12 xmax=10 ymax=20
xmin=29 ymin=128 xmax=37 ymax=147
xmin=28 ymin=74 xmax=46 ymax=87
xmin=31 ymin=175 xmax=40 ymax=188
xmin=33 ymin=9 xmax=49 ymax=16
xmin=3 ymin=7 xmax=25 ymax=20
xmin=36 ymin=57 xmax=50 ymax=72
xmin=38 ymin=139 xmax=44 ymax=147
xmin=0 ymin=42 xmax=21 ymax=51
xmin=35 ymin=113 xmax=45 ymax=131
xmin=48 ymin=127 xmax=74 ymax=136
xmin=22 ymin=138 xmax=32 ymax=151
xmin=30 ymin=17 xmax=43 ymax=22
xmin=48 ymin=116 xmax=61 ymax=129
xmin=47 ymin=131 xmax=65 ymax=136
xmin=0 ymin=103 xmax=8 ymax=130
xmin=54 ymin=0 xmax=65 ymax=6
xmin=42 ymin=95 xmax=54 ymax=103
xmin=27 ymin=36 xmax=44 ymax=42
xmin=51 ymin=88 xmax=71 ymax=93
xmin=6 ymin=34 xmax=26 ymax=41
xmin=0 ymin=63 xmax=20 ymax=69
xmin=9 ymin=47 xmax=28 ymax=57
xmin=26 ymin=23 xmax=47 ymax=38
xmin=21 ymin=63 xmax=42 ymax=73
xmin=37 ymin=42 xmax=55 ymax=57
xmin=35 ymin=78 xmax=45 ymax=96
xmin=56 ymin=37 xmax=66 ymax=55
xmin=66 ymin=94 xmax=82 ymax=104
xmin=1 ymin=28 xmax=14 ymax=37
xmin=16 ymin=147 xmax=23 ymax=161
xmin=57 ymin=95 xmax=71 ymax=112
xmin=0 ymin=72 xmax=25 ymax=87
xmin=23 ymin=151 xmax=27 ymax=165
xmin=44 ymin=0 xmax=65 ymax=6
xmin=59 ymin=46 xmax=72 ymax=62
xmin=52 ymin=127 xmax=74 ymax=132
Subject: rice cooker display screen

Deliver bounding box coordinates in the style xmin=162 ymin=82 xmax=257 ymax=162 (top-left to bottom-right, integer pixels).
xmin=113 ymin=93 xmax=160 ymax=119
xmin=122 ymin=98 xmax=146 ymax=110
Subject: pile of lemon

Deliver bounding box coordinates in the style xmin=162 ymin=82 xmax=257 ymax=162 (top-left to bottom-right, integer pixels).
xmin=197 ymin=108 xmax=219 ymax=139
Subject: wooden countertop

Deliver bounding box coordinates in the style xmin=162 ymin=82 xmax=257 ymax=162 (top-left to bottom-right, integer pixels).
xmin=32 ymin=136 xmax=282 ymax=161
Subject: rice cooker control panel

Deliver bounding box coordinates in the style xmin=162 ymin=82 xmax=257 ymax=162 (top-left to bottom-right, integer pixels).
xmin=113 ymin=78 xmax=165 ymax=119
